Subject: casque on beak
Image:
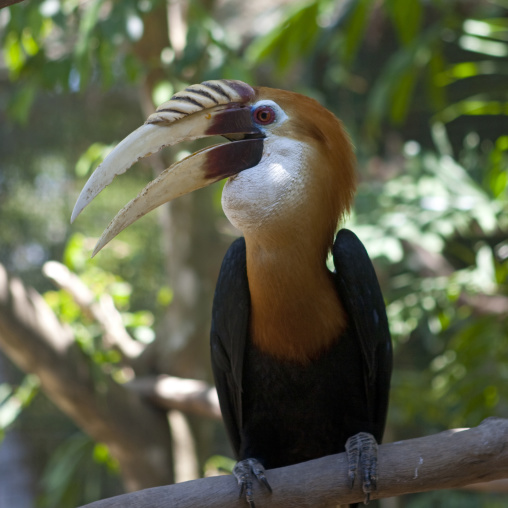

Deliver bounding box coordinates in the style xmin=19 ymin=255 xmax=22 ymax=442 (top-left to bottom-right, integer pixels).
xmin=71 ymin=80 xmax=264 ymax=257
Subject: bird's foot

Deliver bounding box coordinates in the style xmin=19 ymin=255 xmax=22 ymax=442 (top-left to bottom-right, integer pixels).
xmin=233 ymin=458 xmax=272 ymax=508
xmin=345 ymin=432 xmax=378 ymax=504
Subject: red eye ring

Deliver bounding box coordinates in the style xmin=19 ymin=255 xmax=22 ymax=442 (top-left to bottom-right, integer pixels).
xmin=253 ymin=105 xmax=276 ymax=125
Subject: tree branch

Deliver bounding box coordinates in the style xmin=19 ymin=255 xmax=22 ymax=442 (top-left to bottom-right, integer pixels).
xmin=43 ymin=261 xmax=144 ymax=360
xmin=403 ymin=240 xmax=508 ymax=316
xmin=0 ymin=0 xmax=24 ymax=8
xmin=0 ymin=263 xmax=173 ymax=491
xmin=127 ymin=374 xmax=222 ymax=420
xmin=42 ymin=262 xmax=221 ymax=419
xmin=79 ymin=417 xmax=508 ymax=508
xmin=457 ymin=293 xmax=508 ymax=317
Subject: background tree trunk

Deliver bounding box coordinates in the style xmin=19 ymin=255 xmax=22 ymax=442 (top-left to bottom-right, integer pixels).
xmin=0 ymin=264 xmax=174 ymax=491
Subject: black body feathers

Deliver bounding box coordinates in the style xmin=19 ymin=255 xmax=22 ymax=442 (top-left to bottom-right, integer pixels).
xmin=210 ymin=229 xmax=392 ymax=469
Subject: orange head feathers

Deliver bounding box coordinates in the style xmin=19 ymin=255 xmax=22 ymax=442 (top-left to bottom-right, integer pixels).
xmin=72 ymin=79 xmax=357 ymax=361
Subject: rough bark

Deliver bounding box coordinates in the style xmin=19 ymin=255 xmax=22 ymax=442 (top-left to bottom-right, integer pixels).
xmin=0 ymin=264 xmax=173 ymax=491
xmin=79 ymin=417 xmax=508 ymax=508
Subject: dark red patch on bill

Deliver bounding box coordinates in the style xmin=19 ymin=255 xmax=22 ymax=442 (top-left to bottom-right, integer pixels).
xmin=204 ymin=139 xmax=264 ymax=181
xmin=205 ymin=105 xmax=261 ymax=137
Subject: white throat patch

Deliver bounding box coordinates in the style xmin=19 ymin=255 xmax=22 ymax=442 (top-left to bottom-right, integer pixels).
xmin=222 ymin=136 xmax=309 ymax=234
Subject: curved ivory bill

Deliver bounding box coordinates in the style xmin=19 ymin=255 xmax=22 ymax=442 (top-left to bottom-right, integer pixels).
xmin=92 ymin=138 xmax=264 ymax=257
xmin=71 ymin=79 xmax=257 ymax=223
xmin=72 ymin=123 xmax=171 ymax=223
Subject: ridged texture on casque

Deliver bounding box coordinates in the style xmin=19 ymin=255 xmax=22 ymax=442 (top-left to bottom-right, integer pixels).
xmin=146 ymin=80 xmax=256 ymax=125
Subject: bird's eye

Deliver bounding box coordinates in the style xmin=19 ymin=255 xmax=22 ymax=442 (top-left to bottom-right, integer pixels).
xmin=253 ymin=105 xmax=276 ymax=126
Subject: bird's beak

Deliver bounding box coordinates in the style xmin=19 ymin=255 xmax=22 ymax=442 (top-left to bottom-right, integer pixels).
xmin=71 ymin=80 xmax=263 ymax=256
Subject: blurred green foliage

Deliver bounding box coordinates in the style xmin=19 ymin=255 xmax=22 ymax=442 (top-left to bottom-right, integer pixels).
xmin=39 ymin=433 xmax=121 ymax=508
xmin=0 ymin=0 xmax=507 ymax=506
xmin=0 ymin=375 xmax=39 ymax=441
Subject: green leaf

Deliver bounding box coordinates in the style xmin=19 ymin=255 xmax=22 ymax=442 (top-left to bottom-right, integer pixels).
xmin=93 ymin=443 xmax=119 ymax=472
xmin=74 ymin=0 xmax=104 ymax=88
xmin=4 ymin=31 xmax=26 ymax=77
xmin=433 ymin=60 xmax=508 ymax=87
xmin=122 ymin=310 xmax=154 ymax=328
xmin=426 ymin=53 xmax=447 ymax=112
xmin=21 ymin=27 xmax=40 ymax=56
xmin=459 ymin=34 xmax=508 ymax=57
xmin=0 ymin=375 xmax=39 ymax=431
xmin=124 ymin=53 xmax=143 ymax=83
xmin=434 ymin=96 xmax=508 ymax=123
xmin=98 ymin=39 xmax=115 ymax=89
xmin=463 ymin=18 xmax=508 ymax=42
xmin=152 ymin=81 xmax=174 ymax=106
xmin=246 ymin=1 xmax=321 ymax=73
xmin=390 ymin=68 xmax=417 ymax=124
xmin=157 ymin=285 xmax=173 ymax=307
xmin=63 ymin=233 xmax=89 ymax=272
xmin=6 ymin=82 xmax=36 ymax=124
xmin=366 ymin=25 xmax=439 ymax=133
xmin=386 ymin=0 xmax=423 ymax=46
xmin=489 ymin=135 xmax=508 ymax=197
xmin=75 ymin=142 xmax=114 ymax=177
xmin=341 ymin=0 xmax=373 ymax=63
xmin=204 ymin=454 xmax=236 ymax=476
xmin=75 ymin=0 xmax=103 ymax=58
xmin=40 ymin=433 xmax=96 ymax=507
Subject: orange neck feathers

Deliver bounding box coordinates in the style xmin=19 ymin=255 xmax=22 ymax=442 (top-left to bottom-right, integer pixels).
xmin=243 ymin=92 xmax=356 ymax=363
xmin=245 ymin=235 xmax=346 ymax=363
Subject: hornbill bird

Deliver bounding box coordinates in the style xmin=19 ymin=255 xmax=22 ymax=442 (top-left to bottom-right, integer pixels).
xmin=72 ymin=80 xmax=392 ymax=506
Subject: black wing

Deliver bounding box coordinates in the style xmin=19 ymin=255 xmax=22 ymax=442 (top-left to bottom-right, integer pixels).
xmin=332 ymin=229 xmax=392 ymax=441
xmin=210 ymin=237 xmax=249 ymax=458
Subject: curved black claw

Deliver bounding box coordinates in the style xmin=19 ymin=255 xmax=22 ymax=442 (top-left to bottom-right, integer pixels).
xmin=233 ymin=458 xmax=272 ymax=508
xmin=345 ymin=432 xmax=379 ymax=504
